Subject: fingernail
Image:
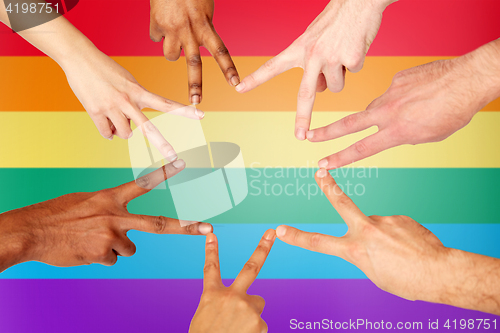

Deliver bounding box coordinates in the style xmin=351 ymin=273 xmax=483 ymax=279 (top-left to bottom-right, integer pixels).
xmin=191 ymin=95 xmax=200 ymax=105
xmin=107 ymin=136 xmax=113 ymax=141
xmin=230 ymin=76 xmax=240 ymax=86
xmin=128 ymin=132 xmax=133 ymax=139
xmin=264 ymin=229 xmax=275 ymax=241
xmin=235 ymin=82 xmax=245 ymax=92
xmin=318 ymin=159 xmax=328 ymax=169
xmin=276 ymin=225 xmax=286 ymax=238
xmin=172 ymin=159 xmax=185 ymax=169
xmin=195 ymin=108 xmax=205 ymax=119
xmin=306 ymin=130 xmax=314 ymax=140
xmin=316 ymin=168 xmax=327 ymax=178
xmin=206 ymin=233 xmax=216 ymax=243
xmin=167 ymin=150 xmax=178 ymax=162
xmin=296 ymin=128 xmax=306 ymax=141
xmin=199 ymin=223 xmax=212 ymax=235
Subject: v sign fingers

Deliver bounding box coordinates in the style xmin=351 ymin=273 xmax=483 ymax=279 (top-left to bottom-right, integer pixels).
xmin=190 ymin=231 xmax=273 ymax=333
xmin=203 ymin=233 xmax=223 ymax=291
xmin=231 ymin=229 xmax=276 ymax=292
xmin=315 ymin=168 xmax=369 ymax=227
xmin=113 ymin=160 xmax=186 ymax=205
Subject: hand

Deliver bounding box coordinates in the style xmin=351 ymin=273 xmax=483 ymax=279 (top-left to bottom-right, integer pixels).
xmin=309 ymin=45 xmax=500 ymax=170
xmin=63 ymin=48 xmax=204 ymax=161
xmin=189 ymin=230 xmax=276 ymax=333
xmin=236 ymin=0 xmax=395 ymax=140
xmin=0 ymin=6 xmax=204 ymax=160
xmin=0 ymin=160 xmax=212 ymax=272
xmin=150 ymin=0 xmax=239 ymax=105
xmin=276 ymin=169 xmax=452 ymax=303
xmin=276 ymin=169 xmax=500 ymax=314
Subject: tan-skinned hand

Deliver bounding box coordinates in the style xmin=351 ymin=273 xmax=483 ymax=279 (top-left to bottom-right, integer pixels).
xmin=150 ymin=0 xmax=239 ymax=105
xmin=0 ymin=160 xmax=212 ymax=272
xmin=189 ymin=230 xmax=276 ymax=333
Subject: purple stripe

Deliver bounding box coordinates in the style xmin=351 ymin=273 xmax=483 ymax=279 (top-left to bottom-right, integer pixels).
xmin=0 ymin=279 xmax=498 ymax=332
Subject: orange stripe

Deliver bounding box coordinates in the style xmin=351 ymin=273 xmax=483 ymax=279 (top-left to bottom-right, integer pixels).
xmin=1 ymin=56 xmax=499 ymax=112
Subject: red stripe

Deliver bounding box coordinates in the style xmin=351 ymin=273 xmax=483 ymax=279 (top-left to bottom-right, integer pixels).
xmin=0 ymin=0 xmax=498 ymax=56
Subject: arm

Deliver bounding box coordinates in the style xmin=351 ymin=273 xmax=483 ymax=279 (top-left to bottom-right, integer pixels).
xmin=0 ymin=160 xmax=212 ymax=273
xmin=276 ymin=169 xmax=500 ymax=315
xmin=310 ymin=38 xmax=500 ymax=169
xmin=0 ymin=1 xmax=204 ymax=160
xmin=150 ymin=0 xmax=239 ymax=105
xmin=236 ymin=0 xmax=397 ymax=140
xmin=189 ymin=230 xmax=276 ymax=333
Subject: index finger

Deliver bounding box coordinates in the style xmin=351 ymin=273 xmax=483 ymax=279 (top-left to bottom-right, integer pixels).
xmin=235 ymin=50 xmax=295 ymax=93
xmin=204 ymin=31 xmax=240 ymax=87
xmin=114 ymin=160 xmax=186 ymax=204
xmin=203 ymin=233 xmax=223 ymax=291
xmin=129 ymin=112 xmax=178 ymax=162
xmin=315 ymin=169 xmax=367 ymax=228
xmin=295 ymin=63 xmax=321 ymax=140
xmin=231 ymin=229 xmax=276 ymax=293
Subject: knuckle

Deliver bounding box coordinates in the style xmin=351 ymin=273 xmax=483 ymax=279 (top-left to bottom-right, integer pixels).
xmin=254 ymin=243 xmax=270 ymax=255
xmin=263 ymin=58 xmax=276 ymax=72
xmin=184 ymin=223 xmax=198 ymax=234
xmin=242 ymin=261 xmax=260 ymax=275
xmin=189 ymin=82 xmax=202 ymax=90
xmin=153 ymin=216 xmax=167 ymax=233
xmin=203 ymin=261 xmax=219 ymax=273
xmin=341 ymin=114 xmax=358 ymax=130
xmin=309 ymin=233 xmax=322 ymax=249
xmin=144 ymin=122 xmax=157 ymax=134
xmin=159 ymin=142 xmax=173 ymax=152
xmin=392 ymin=70 xmax=405 ymax=84
xmin=215 ymin=45 xmax=229 ymax=57
xmin=136 ymin=175 xmax=150 ymax=188
xmin=127 ymin=242 xmax=137 ymax=256
xmin=336 ymin=194 xmax=353 ymax=208
xmin=157 ymin=97 xmax=175 ymax=108
xmin=353 ymin=140 xmax=369 ymax=156
xmin=345 ymin=242 xmax=365 ymax=262
xmin=224 ymin=66 xmax=236 ymax=75
xmin=188 ymin=54 xmax=202 ymax=67
xmin=297 ymin=87 xmax=314 ymax=101
xmin=235 ymin=298 xmax=251 ymax=310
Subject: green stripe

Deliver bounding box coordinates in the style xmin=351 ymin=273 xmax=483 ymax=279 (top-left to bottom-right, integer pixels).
xmin=1 ymin=168 xmax=499 ymax=224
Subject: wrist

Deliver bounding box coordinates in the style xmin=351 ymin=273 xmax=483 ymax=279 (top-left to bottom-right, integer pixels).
xmin=0 ymin=213 xmax=31 ymax=272
xmin=56 ymin=36 xmax=100 ymax=71
xmin=368 ymin=0 xmax=398 ymax=13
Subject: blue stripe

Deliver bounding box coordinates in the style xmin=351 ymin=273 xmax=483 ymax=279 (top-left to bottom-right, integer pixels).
xmin=2 ymin=224 xmax=500 ymax=279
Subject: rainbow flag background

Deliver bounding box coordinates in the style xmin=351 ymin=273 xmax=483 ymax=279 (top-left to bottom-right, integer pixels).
xmin=1 ymin=0 xmax=500 ymax=332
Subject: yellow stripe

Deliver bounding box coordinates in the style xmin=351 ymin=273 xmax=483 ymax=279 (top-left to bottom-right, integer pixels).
xmin=1 ymin=111 xmax=499 ymax=168
xmin=1 ymin=56 xmax=499 ymax=112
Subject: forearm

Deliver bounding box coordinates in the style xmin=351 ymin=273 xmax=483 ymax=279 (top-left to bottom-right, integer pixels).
xmin=0 ymin=0 xmax=98 ymax=69
xmin=430 ymin=249 xmax=500 ymax=315
xmin=457 ymin=38 xmax=500 ymax=111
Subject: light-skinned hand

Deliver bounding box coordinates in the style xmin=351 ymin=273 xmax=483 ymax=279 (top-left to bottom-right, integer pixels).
xmin=0 ymin=3 xmax=204 ymax=161
xmin=0 ymin=160 xmax=212 ymax=272
xmin=150 ymin=0 xmax=239 ymax=105
xmin=189 ymin=230 xmax=276 ymax=333
xmin=236 ymin=0 xmax=396 ymax=140
xmin=276 ymin=169 xmax=500 ymax=315
xmin=309 ymin=39 xmax=500 ymax=169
